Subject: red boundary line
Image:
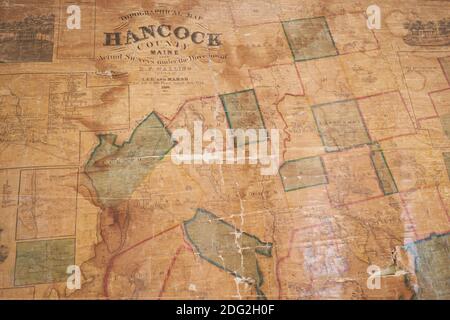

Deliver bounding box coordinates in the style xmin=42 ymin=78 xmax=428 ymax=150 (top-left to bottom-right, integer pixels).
xmin=103 ymin=224 xmax=181 ymax=298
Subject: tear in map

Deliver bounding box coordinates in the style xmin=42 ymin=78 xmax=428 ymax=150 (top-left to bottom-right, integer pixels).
xmin=183 ymin=209 xmax=272 ymax=299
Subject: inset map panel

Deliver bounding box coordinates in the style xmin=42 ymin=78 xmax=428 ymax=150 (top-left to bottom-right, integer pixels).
xmin=282 ymin=17 xmax=338 ymax=61
xmin=0 ymin=2 xmax=55 ymax=63
xmin=312 ymin=99 xmax=371 ymax=152
xmin=14 ymin=238 xmax=75 ymax=286
xmin=279 ymin=156 xmax=328 ymax=192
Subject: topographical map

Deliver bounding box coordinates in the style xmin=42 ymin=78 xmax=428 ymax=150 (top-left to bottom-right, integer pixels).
xmin=0 ymin=0 xmax=449 ymax=300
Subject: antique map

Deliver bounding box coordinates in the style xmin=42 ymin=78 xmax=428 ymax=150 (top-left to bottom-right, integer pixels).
xmin=0 ymin=0 xmax=449 ymax=300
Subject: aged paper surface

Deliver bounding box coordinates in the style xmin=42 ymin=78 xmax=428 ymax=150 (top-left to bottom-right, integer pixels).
xmin=0 ymin=0 xmax=449 ymax=299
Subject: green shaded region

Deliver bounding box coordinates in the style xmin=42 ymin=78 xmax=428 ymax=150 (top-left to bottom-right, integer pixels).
xmin=279 ymin=156 xmax=328 ymax=192
xmin=405 ymin=232 xmax=450 ymax=299
xmin=15 ymin=238 xmax=75 ymax=286
xmin=312 ymin=99 xmax=371 ymax=152
xmin=282 ymin=16 xmax=338 ymax=62
xmin=444 ymin=152 xmax=450 ymax=180
xmin=184 ymin=209 xmax=272 ymax=299
xmin=440 ymin=113 xmax=450 ymax=140
xmin=220 ymin=89 xmax=265 ymax=131
xmin=85 ymin=112 xmax=175 ymax=208
xmin=370 ymin=149 xmax=398 ymax=195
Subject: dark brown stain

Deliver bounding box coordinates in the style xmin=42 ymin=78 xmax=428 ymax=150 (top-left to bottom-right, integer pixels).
xmin=0 ymin=244 xmax=9 ymax=263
